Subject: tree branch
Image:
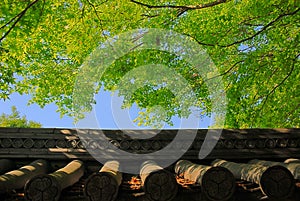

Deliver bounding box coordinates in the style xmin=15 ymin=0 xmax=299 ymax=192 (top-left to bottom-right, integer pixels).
xmin=131 ymin=0 xmax=230 ymax=10
xmin=85 ymin=0 xmax=107 ymax=36
xmin=0 ymin=0 xmax=39 ymax=42
xmin=178 ymin=8 xmax=299 ymax=49
xmin=266 ymin=57 xmax=297 ymax=97
xmin=284 ymin=103 xmax=300 ymax=123
xmin=258 ymin=53 xmax=298 ymax=114
xmin=205 ymin=59 xmax=244 ymax=82
xmin=184 ymin=33 xmax=216 ymax=46
xmin=85 ymin=0 xmax=104 ymax=21
xmin=221 ymin=7 xmax=300 ymax=47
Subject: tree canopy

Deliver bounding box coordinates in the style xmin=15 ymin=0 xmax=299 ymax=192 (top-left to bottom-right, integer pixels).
xmin=0 ymin=0 xmax=299 ymax=128
xmin=0 ymin=106 xmax=42 ymax=128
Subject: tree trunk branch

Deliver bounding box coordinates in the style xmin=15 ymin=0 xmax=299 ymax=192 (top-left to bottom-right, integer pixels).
xmin=0 ymin=0 xmax=39 ymax=42
xmin=131 ymin=0 xmax=230 ymax=10
xmin=222 ymin=8 xmax=300 ymax=47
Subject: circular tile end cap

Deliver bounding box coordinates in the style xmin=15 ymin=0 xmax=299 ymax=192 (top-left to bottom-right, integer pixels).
xmin=260 ymin=165 xmax=295 ymax=199
xmin=202 ymin=166 xmax=236 ymax=201
xmin=24 ymin=174 xmax=61 ymax=201
xmin=84 ymin=172 xmax=119 ymax=201
xmin=144 ymin=170 xmax=178 ymax=201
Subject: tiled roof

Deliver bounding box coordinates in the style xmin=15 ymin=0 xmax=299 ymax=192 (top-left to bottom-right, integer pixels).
xmin=0 ymin=128 xmax=300 ymax=201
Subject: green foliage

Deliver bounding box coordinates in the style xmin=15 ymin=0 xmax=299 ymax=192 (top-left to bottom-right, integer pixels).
xmin=0 ymin=0 xmax=299 ymax=128
xmin=0 ymin=106 xmax=42 ymax=128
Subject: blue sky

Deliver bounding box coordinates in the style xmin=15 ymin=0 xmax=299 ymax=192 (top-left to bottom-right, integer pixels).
xmin=0 ymin=93 xmax=74 ymax=128
xmin=0 ymin=89 xmax=212 ymax=129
